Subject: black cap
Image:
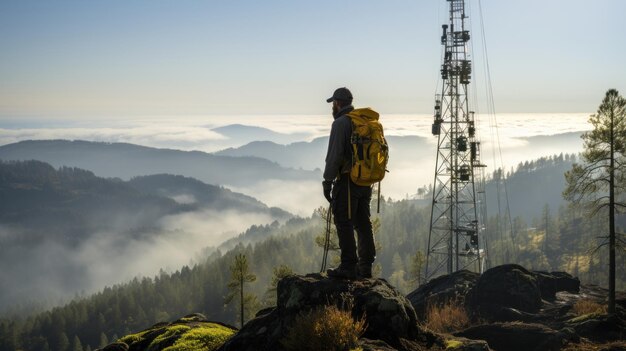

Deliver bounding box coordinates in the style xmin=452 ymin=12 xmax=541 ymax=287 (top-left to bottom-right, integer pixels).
xmin=326 ymin=87 xmax=353 ymax=103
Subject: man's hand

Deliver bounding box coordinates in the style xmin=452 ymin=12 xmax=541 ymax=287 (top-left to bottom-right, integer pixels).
xmin=322 ymin=180 xmax=333 ymax=203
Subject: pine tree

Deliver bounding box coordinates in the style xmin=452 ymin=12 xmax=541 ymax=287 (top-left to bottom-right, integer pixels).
xmin=224 ymin=254 xmax=257 ymax=327
xmin=408 ymin=251 xmax=426 ymax=287
xmin=264 ymin=264 xmax=294 ymax=305
xmin=57 ymin=332 xmax=70 ymax=351
xmin=98 ymin=332 xmax=109 ymax=348
xmin=564 ymin=89 xmax=626 ymax=314
xmin=72 ymin=335 xmax=83 ymax=351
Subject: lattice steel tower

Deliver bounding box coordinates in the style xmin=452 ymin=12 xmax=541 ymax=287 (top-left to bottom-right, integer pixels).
xmin=425 ymin=0 xmax=486 ymax=281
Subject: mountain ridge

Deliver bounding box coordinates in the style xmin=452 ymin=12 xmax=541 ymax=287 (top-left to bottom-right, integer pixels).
xmin=0 ymin=139 xmax=320 ymax=187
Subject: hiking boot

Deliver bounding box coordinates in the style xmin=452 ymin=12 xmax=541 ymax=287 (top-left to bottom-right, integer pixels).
xmin=357 ymin=264 xmax=373 ymax=279
xmin=327 ymin=265 xmax=357 ymax=280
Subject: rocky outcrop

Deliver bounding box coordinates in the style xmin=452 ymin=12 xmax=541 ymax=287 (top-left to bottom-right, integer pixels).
xmin=566 ymin=312 xmax=626 ymax=343
xmin=104 ymin=265 xmax=625 ymax=351
xmin=97 ymin=313 xmax=237 ymax=351
xmin=454 ymin=322 xmax=577 ymax=351
xmin=465 ymin=264 xmax=542 ymax=321
xmin=217 ymin=274 xmax=443 ymax=351
xmin=407 ymin=265 xmax=584 ymax=324
xmin=531 ymin=271 xmax=580 ymax=300
xmin=406 ymin=270 xmax=479 ymax=319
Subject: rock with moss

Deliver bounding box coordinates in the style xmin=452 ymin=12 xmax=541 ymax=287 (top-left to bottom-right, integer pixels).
xmin=465 ymin=264 xmax=542 ymax=321
xmin=217 ymin=274 xmax=443 ymax=351
xmin=358 ymin=338 xmax=397 ymax=351
xmin=406 ymin=270 xmax=479 ymax=320
xmin=444 ymin=338 xmax=491 ymax=351
xmin=97 ymin=313 xmax=237 ymax=351
xmin=566 ymin=313 xmax=626 ymax=343
xmin=531 ymin=271 xmax=580 ymax=301
xmin=454 ymin=322 xmax=575 ymax=351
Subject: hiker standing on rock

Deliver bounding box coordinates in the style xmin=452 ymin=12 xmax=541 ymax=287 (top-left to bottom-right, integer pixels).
xmin=322 ymin=87 xmax=380 ymax=280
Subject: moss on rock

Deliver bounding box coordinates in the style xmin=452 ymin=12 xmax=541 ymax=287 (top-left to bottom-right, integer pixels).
xmin=109 ymin=315 xmax=236 ymax=351
xmin=445 ymin=339 xmax=463 ymax=349
xmin=163 ymin=324 xmax=235 ymax=351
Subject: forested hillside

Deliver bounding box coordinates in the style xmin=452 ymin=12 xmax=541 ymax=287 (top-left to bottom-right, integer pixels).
xmin=1 ymin=154 xmax=624 ymax=351
xmin=0 ymin=198 xmax=427 ymax=351
xmin=0 ymin=160 xmax=288 ymax=316
xmin=3 ymin=195 xmax=624 ymax=350
xmin=485 ymin=153 xmax=577 ymax=221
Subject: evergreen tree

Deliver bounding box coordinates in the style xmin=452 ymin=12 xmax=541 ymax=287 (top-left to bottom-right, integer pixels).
xmin=408 ymin=251 xmax=426 ymax=287
xmin=564 ymin=89 xmax=626 ymax=314
xmin=224 ymin=254 xmax=257 ymax=327
xmin=72 ymin=335 xmax=83 ymax=351
xmin=57 ymin=332 xmax=70 ymax=351
xmin=264 ymin=264 xmax=294 ymax=305
xmin=98 ymin=332 xmax=108 ymax=348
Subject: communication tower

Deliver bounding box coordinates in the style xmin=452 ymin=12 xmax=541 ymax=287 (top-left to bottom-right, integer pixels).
xmin=425 ymin=0 xmax=486 ymax=281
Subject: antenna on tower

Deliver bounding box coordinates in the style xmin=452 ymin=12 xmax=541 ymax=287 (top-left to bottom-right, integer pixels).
xmin=425 ymin=0 xmax=487 ymax=282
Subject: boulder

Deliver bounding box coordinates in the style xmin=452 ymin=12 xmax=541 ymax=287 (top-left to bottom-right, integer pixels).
xmin=443 ymin=337 xmax=491 ymax=351
xmin=465 ymin=264 xmax=542 ymax=321
xmin=217 ymin=274 xmax=443 ymax=351
xmin=98 ymin=315 xmax=237 ymax=351
xmin=566 ymin=313 xmax=626 ymax=343
xmin=407 ymin=270 xmax=479 ymax=320
xmin=454 ymin=322 xmax=573 ymax=351
xmin=359 ymin=338 xmax=398 ymax=351
xmin=532 ymin=271 xmax=580 ymax=300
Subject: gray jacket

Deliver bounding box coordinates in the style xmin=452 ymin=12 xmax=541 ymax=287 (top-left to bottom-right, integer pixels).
xmin=323 ymin=105 xmax=354 ymax=181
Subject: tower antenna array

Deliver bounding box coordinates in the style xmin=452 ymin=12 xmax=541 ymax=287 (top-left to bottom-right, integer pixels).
xmin=425 ymin=0 xmax=486 ymax=281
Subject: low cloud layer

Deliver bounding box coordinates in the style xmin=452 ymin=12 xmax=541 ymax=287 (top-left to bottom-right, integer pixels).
xmin=229 ymin=179 xmax=325 ymax=217
xmin=0 ymin=113 xmax=591 ymax=153
xmin=0 ymin=207 xmax=278 ymax=316
xmin=0 ymin=113 xmax=592 ymax=315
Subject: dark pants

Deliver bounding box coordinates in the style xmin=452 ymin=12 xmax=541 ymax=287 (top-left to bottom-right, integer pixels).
xmin=331 ymin=175 xmax=376 ymax=269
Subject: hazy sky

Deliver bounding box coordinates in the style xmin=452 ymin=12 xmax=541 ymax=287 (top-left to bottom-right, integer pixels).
xmin=1 ymin=0 xmax=624 ymax=118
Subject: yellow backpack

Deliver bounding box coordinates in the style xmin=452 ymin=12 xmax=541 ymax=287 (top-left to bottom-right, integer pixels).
xmin=346 ymin=108 xmax=389 ymax=187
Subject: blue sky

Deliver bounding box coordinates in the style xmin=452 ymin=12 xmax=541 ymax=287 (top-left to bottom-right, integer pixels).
xmin=1 ymin=0 xmax=624 ymax=117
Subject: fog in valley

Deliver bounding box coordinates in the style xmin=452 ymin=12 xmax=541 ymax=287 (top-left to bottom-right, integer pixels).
xmin=0 ymin=167 xmax=284 ymax=315
xmin=0 ymin=112 xmax=591 ymax=315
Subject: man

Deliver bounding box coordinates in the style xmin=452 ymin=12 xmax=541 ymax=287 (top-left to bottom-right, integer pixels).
xmin=323 ymin=87 xmax=376 ymax=279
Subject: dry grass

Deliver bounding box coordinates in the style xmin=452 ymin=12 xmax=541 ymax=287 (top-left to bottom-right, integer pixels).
xmin=572 ymin=298 xmax=608 ymax=316
xmin=424 ymin=302 xmax=471 ymax=334
xmin=281 ymin=304 xmax=366 ymax=351
xmin=562 ymin=340 xmax=626 ymax=351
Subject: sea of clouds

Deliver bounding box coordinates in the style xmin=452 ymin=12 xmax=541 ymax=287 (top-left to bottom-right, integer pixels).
xmin=0 ymin=113 xmax=592 ymax=212
xmin=0 ymin=112 xmax=593 ymax=314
